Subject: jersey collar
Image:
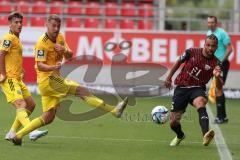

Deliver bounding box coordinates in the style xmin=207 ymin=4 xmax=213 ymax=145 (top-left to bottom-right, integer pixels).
xmin=45 ymin=33 xmax=57 ymax=43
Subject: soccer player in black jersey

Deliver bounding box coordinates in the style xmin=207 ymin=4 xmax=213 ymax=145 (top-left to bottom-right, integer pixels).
xmin=164 ymin=34 xmax=223 ymax=146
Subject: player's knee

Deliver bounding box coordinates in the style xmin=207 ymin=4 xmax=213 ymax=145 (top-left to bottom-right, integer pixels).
xmin=42 ymin=109 xmax=56 ymax=124
xmin=193 ymin=97 xmax=207 ymax=108
xmin=43 ymin=115 xmax=55 ymax=124
xmin=13 ymin=99 xmax=27 ymax=109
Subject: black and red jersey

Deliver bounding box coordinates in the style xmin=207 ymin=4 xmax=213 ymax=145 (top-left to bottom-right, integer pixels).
xmin=174 ymin=48 xmax=220 ymax=87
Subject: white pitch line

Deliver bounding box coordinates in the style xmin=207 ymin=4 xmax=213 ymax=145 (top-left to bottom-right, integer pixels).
xmin=46 ymin=135 xmax=239 ymax=145
xmin=46 ymin=135 xmax=203 ymax=144
xmin=206 ymin=104 xmax=233 ymax=160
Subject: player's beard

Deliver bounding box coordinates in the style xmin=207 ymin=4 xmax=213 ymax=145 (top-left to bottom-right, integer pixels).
xmin=207 ymin=51 xmax=214 ymax=58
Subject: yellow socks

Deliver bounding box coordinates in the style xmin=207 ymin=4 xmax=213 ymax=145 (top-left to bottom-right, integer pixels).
xmin=84 ymin=95 xmax=117 ymax=114
xmin=11 ymin=109 xmax=31 ymax=132
xmin=16 ymin=109 xmax=31 ymax=127
xmin=10 ymin=117 xmax=21 ymax=132
xmin=16 ymin=117 xmax=45 ymax=139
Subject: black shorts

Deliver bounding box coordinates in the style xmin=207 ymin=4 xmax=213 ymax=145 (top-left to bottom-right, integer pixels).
xmin=171 ymin=86 xmax=207 ymax=113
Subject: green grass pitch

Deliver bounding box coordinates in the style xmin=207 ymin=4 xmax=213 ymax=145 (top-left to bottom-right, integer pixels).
xmin=0 ymin=94 xmax=239 ymax=160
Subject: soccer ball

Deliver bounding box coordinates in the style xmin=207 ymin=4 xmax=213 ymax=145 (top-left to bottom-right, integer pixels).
xmin=151 ymin=106 xmax=169 ymax=124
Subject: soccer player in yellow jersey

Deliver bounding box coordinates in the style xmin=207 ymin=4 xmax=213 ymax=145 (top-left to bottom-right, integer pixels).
xmin=0 ymin=12 xmax=48 ymax=141
xmin=12 ymin=14 xmax=128 ymax=145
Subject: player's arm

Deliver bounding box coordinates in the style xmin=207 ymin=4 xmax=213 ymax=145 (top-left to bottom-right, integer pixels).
xmin=54 ymin=35 xmax=73 ymax=60
xmin=63 ymin=46 xmax=73 ymax=60
xmin=0 ymin=50 xmax=7 ymax=82
xmin=213 ymin=65 xmax=224 ymax=89
xmin=164 ymin=49 xmax=191 ymax=89
xmin=222 ymin=32 xmax=232 ymax=63
xmin=0 ymin=36 xmax=12 ymax=82
xmin=37 ymin=61 xmax=61 ymax=72
xmin=222 ymin=43 xmax=232 ymax=63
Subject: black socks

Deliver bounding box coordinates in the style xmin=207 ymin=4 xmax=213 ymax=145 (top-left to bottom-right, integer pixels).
xmin=197 ymin=107 xmax=209 ymax=136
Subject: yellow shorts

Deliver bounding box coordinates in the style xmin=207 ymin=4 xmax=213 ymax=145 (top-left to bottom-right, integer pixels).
xmin=1 ymin=78 xmax=31 ymax=103
xmin=38 ymin=75 xmax=79 ymax=112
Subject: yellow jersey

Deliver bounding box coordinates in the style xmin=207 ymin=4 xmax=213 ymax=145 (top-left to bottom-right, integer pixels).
xmin=35 ymin=33 xmax=70 ymax=83
xmin=0 ymin=31 xmax=23 ymax=80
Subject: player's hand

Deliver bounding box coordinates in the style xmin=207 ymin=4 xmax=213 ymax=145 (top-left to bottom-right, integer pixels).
xmin=164 ymin=78 xmax=172 ymax=89
xmin=54 ymin=44 xmax=66 ymax=53
xmin=0 ymin=73 xmax=6 ymax=83
xmin=213 ymin=66 xmax=222 ymax=77
xmin=54 ymin=62 xmax=62 ymax=70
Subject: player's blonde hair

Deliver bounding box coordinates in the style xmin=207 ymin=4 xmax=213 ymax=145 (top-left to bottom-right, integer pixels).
xmin=47 ymin=14 xmax=61 ymax=24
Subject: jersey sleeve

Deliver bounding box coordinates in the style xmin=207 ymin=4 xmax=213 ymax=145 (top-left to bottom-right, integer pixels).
xmin=179 ymin=49 xmax=191 ymax=63
xmin=222 ymin=31 xmax=231 ymax=46
xmin=35 ymin=42 xmax=47 ymax=62
xmin=0 ymin=34 xmax=14 ymax=53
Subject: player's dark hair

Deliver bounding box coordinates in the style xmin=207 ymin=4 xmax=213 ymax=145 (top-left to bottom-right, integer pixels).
xmin=47 ymin=14 xmax=61 ymax=23
xmin=8 ymin=12 xmax=23 ymax=22
xmin=206 ymin=34 xmax=218 ymax=44
xmin=208 ymin=15 xmax=218 ymax=23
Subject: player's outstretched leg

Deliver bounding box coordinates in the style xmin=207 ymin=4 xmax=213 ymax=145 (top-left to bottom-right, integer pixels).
xmin=113 ymin=97 xmax=129 ymax=118
xmin=76 ymin=86 xmax=128 ymax=118
xmin=84 ymin=95 xmax=128 ymax=118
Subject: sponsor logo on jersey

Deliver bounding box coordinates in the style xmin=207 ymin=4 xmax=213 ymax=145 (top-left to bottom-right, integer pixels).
xmin=2 ymin=40 xmax=11 ymax=48
xmin=37 ymin=50 xmax=45 ymax=59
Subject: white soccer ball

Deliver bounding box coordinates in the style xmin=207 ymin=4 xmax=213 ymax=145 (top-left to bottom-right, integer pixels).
xmin=151 ymin=106 xmax=169 ymax=124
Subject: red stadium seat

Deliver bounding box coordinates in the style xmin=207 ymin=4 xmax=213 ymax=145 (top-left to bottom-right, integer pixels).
xmin=66 ymin=1 xmax=82 ymax=15
xmin=30 ymin=17 xmax=45 ymax=27
xmin=22 ymin=17 xmax=27 ymax=26
xmin=138 ymin=3 xmax=153 ymax=17
xmin=0 ymin=0 xmax=13 ymax=13
xmin=137 ymin=20 xmax=153 ymax=30
xmin=66 ymin=18 xmax=81 ymax=28
xmin=84 ymin=19 xmax=100 ymax=28
xmin=32 ymin=1 xmax=47 ymax=14
xmin=16 ymin=0 xmax=30 ymax=13
xmin=105 ymin=19 xmax=117 ymax=29
xmin=85 ymin=2 xmax=100 ymax=15
xmin=105 ymin=2 xmax=118 ymax=16
xmin=121 ymin=3 xmax=135 ymax=17
xmin=0 ymin=16 xmax=8 ymax=26
xmin=50 ymin=1 xmax=64 ymax=14
xmin=120 ymin=19 xmax=135 ymax=29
